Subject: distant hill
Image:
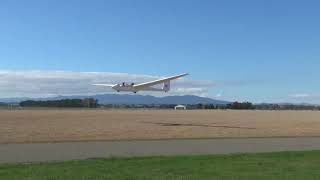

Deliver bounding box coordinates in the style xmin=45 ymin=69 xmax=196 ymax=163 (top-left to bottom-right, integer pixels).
xmin=92 ymin=94 xmax=229 ymax=105
xmin=0 ymin=94 xmax=229 ymax=105
xmin=0 ymin=102 xmax=7 ymax=106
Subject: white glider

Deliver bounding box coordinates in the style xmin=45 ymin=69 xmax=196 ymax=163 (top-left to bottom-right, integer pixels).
xmin=93 ymin=73 xmax=189 ymax=93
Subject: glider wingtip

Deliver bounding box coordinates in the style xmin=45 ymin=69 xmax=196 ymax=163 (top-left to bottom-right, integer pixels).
xmin=92 ymin=84 xmax=114 ymax=87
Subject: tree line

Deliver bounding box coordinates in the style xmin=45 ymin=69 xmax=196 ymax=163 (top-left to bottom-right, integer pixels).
xmin=12 ymin=99 xmax=320 ymax=110
xmin=254 ymin=103 xmax=320 ymax=110
xmin=101 ymin=102 xmax=319 ymax=110
xmin=19 ymin=98 xmax=98 ymax=108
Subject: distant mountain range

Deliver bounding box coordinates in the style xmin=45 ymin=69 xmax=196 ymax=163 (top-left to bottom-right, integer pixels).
xmin=0 ymin=94 xmax=229 ymax=105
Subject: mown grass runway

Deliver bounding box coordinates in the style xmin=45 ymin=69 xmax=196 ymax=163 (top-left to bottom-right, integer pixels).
xmin=1 ymin=151 xmax=320 ymax=180
xmin=2 ymin=109 xmax=320 ymax=144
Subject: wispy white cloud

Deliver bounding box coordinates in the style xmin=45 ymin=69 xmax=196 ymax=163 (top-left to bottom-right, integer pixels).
xmin=0 ymin=70 xmax=217 ymax=98
xmin=172 ymin=88 xmax=208 ymax=97
xmin=288 ymin=93 xmax=310 ymax=98
xmin=267 ymin=93 xmax=320 ymax=105
xmin=2 ymin=70 xmax=318 ymax=104
xmin=285 ymin=93 xmax=320 ymax=104
xmin=215 ymin=90 xmax=224 ymax=98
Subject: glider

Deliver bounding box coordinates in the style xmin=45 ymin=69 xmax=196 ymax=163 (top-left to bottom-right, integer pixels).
xmin=93 ymin=73 xmax=188 ymax=93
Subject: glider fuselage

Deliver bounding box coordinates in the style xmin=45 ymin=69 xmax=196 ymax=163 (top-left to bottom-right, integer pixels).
xmin=111 ymin=84 xmax=166 ymax=93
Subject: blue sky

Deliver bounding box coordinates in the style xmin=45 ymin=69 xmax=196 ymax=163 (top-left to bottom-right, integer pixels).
xmin=1 ymin=0 xmax=320 ymax=103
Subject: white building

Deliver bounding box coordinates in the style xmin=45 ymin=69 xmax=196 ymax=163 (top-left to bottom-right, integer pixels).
xmin=174 ymin=104 xmax=186 ymax=110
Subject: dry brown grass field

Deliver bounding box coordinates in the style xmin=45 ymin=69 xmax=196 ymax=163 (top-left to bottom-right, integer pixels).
xmin=1 ymin=109 xmax=320 ymax=144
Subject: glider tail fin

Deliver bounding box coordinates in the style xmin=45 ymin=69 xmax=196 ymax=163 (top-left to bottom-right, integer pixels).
xmin=163 ymin=81 xmax=170 ymax=92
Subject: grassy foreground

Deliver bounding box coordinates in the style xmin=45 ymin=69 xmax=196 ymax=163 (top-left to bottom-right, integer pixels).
xmin=1 ymin=151 xmax=320 ymax=180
